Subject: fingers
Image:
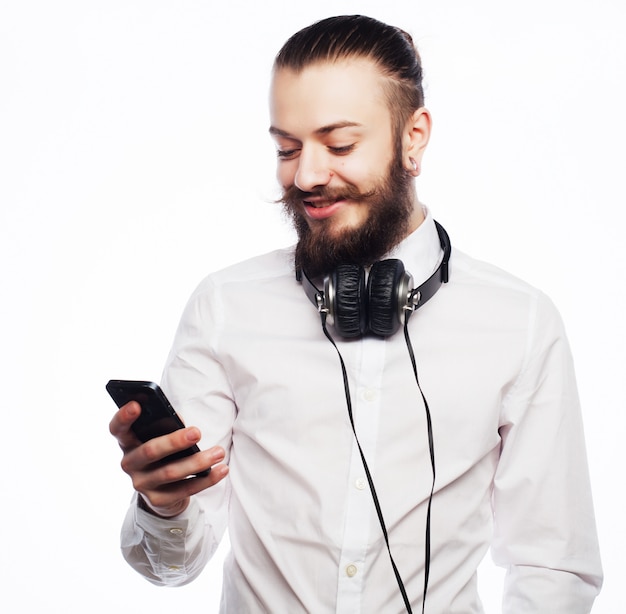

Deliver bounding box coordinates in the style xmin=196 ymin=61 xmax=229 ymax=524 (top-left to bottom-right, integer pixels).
xmin=120 ymin=429 xmax=229 ymax=516
xmin=122 ymin=433 xmax=223 ymax=481
xmin=110 ymin=401 xmax=229 ymax=517
xmin=137 ymin=457 xmax=229 ymax=516
xmin=120 ymin=424 xmax=202 ymax=473
xmin=109 ymin=401 xmax=142 ymax=451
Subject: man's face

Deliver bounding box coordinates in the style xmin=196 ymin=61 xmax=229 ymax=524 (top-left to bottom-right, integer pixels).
xmin=270 ymin=58 xmax=423 ymax=277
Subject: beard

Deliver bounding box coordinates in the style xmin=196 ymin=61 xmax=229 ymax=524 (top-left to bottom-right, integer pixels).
xmin=280 ymin=149 xmax=416 ymax=278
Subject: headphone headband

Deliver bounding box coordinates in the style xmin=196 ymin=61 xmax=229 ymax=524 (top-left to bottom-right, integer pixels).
xmin=412 ymin=220 xmax=451 ymax=307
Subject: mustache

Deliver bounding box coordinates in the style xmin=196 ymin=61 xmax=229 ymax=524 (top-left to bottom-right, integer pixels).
xmin=280 ymin=183 xmax=377 ymax=206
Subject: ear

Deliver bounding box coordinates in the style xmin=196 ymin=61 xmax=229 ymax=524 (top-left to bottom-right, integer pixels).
xmin=402 ymin=107 xmax=431 ymax=176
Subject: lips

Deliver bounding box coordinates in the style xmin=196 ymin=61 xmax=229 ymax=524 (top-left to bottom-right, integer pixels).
xmin=303 ymin=199 xmax=345 ymax=220
xmin=302 ymin=195 xmax=338 ymax=207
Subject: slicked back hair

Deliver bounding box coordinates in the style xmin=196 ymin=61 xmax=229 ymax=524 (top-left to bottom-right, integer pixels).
xmin=273 ymin=15 xmax=425 ymax=140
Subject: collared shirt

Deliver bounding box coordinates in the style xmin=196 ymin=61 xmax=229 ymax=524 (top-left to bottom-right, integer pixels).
xmin=121 ymin=211 xmax=602 ymax=613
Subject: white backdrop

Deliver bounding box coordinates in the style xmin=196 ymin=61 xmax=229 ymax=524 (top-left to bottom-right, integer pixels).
xmin=1 ymin=1 xmax=623 ymax=612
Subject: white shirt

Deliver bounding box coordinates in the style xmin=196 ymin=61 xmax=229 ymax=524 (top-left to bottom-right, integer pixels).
xmin=121 ymin=212 xmax=602 ymax=613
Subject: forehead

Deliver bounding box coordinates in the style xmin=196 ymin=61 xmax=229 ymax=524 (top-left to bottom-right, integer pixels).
xmin=269 ymin=58 xmax=391 ymax=135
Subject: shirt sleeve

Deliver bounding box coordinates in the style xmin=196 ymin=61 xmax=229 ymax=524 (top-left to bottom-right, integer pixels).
xmin=120 ymin=493 xmax=219 ymax=586
xmin=492 ymin=291 xmax=603 ymax=612
xmin=119 ymin=275 xmax=235 ymax=586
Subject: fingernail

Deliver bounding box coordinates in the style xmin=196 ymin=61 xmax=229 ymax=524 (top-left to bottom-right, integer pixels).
xmin=215 ymin=464 xmax=229 ymax=478
xmin=186 ymin=427 xmax=200 ymax=442
xmin=210 ymin=447 xmax=225 ymax=462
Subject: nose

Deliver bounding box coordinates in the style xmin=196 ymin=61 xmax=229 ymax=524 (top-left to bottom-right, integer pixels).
xmin=294 ymin=146 xmax=333 ymax=192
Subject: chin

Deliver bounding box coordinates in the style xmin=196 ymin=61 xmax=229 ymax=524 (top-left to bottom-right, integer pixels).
xmin=311 ymin=212 xmax=368 ymax=236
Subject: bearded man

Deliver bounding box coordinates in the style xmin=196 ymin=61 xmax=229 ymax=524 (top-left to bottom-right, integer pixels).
xmin=110 ymin=15 xmax=602 ymax=613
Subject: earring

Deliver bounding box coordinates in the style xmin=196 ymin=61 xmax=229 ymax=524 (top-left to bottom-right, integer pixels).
xmin=409 ymin=157 xmax=420 ymax=176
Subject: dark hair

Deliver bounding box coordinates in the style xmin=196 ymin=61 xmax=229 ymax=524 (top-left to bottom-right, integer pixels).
xmin=274 ymin=15 xmax=424 ymax=134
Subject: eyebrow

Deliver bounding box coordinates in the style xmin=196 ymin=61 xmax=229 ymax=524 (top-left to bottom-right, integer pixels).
xmin=269 ymin=121 xmax=362 ymax=139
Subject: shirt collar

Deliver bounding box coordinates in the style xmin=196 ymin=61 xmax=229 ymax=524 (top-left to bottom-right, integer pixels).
xmin=386 ymin=206 xmax=444 ymax=287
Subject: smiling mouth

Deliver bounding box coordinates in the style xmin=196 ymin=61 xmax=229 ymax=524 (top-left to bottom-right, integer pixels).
xmin=303 ymin=197 xmax=343 ymax=208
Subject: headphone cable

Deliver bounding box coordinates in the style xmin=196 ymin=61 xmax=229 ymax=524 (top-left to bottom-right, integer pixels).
xmin=320 ymin=310 xmax=436 ymax=613
xmin=403 ymin=309 xmax=436 ymax=613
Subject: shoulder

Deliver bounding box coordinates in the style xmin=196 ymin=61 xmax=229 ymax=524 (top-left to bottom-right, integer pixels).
xmin=449 ymin=248 xmax=554 ymax=307
xmin=450 ymin=248 xmax=539 ymax=296
xmin=171 ymin=245 xmax=299 ymax=341
xmin=444 ymin=248 xmax=562 ymax=330
xmin=192 ymin=246 xmax=296 ymax=297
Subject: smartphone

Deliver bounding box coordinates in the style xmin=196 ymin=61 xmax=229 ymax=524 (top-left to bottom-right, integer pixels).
xmin=106 ymin=379 xmax=209 ymax=477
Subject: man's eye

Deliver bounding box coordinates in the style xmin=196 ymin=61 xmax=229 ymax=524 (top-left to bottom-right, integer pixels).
xmin=277 ymin=149 xmax=299 ymax=159
xmin=329 ymin=144 xmax=355 ymax=155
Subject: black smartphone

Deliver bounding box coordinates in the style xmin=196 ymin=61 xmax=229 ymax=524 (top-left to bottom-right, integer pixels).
xmin=106 ymin=379 xmax=209 ymax=477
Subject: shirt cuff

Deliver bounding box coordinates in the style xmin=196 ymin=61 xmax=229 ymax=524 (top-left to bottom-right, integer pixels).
xmin=130 ymin=493 xmax=203 ymax=581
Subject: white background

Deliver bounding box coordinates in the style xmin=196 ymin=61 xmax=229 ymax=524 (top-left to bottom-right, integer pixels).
xmin=1 ymin=1 xmax=623 ymax=612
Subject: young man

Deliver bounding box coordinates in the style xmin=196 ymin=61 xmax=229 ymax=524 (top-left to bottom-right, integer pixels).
xmin=110 ymin=15 xmax=602 ymax=613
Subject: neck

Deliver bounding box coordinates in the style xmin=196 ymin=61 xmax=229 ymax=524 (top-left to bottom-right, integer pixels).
xmin=405 ymin=197 xmax=426 ymax=236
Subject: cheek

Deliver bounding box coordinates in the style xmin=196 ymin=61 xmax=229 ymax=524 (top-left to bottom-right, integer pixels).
xmin=336 ymin=160 xmax=373 ymax=189
xmin=336 ymin=148 xmax=386 ymax=186
xmin=276 ymin=162 xmax=296 ymax=188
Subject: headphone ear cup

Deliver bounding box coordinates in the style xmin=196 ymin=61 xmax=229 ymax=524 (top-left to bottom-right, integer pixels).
xmin=331 ymin=264 xmax=367 ymax=338
xmin=367 ymin=259 xmax=405 ymax=336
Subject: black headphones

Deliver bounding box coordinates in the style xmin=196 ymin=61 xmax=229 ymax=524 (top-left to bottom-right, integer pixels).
xmin=297 ymin=221 xmax=451 ymax=338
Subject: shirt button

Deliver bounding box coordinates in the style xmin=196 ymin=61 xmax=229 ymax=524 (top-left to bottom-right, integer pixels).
xmin=169 ymin=528 xmax=184 ymax=536
xmin=355 ymin=477 xmax=367 ymax=490
xmin=346 ymin=564 xmax=358 ymax=577
xmin=363 ymin=388 xmax=377 ymax=402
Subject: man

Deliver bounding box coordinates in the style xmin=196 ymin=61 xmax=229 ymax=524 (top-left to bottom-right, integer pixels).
xmin=110 ymin=15 xmax=602 ymax=613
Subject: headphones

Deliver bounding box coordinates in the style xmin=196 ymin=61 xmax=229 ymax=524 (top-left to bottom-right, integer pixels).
xmin=297 ymin=221 xmax=451 ymax=338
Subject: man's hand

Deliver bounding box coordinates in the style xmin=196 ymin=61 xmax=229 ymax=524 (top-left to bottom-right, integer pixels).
xmin=109 ymin=400 xmax=229 ymax=518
